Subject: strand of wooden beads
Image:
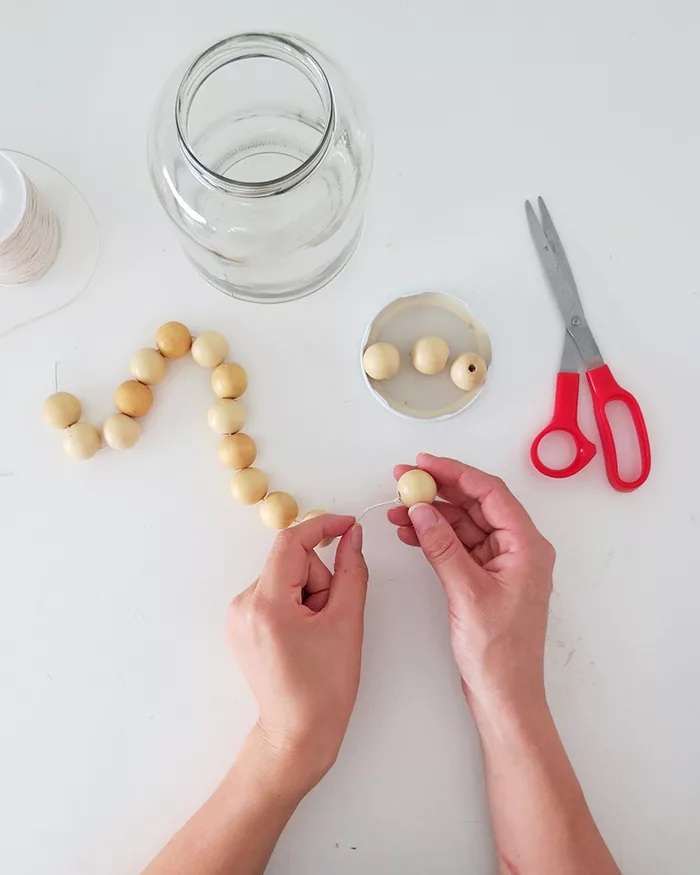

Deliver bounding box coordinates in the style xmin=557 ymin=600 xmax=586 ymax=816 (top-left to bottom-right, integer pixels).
xmin=196 ymin=329 xmax=316 ymax=534
xmin=105 ymin=320 xmax=190 ymax=450
xmin=42 ymin=391 xmax=101 ymax=459
xmin=197 ymin=330 xmax=337 ymax=541
xmin=42 ymin=320 xmax=191 ymax=460
xmin=41 ymin=321 xmax=365 ymax=547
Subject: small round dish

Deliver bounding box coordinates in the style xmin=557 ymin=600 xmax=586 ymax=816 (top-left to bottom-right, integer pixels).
xmin=360 ymin=292 xmax=492 ymax=420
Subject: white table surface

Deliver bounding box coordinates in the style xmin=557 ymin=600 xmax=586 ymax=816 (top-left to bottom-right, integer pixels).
xmin=2 ymin=1 xmax=700 ymax=873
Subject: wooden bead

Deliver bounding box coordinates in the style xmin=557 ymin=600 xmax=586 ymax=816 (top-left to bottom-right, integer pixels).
xmin=192 ymin=331 xmax=228 ymax=368
xmin=42 ymin=392 xmax=81 ymax=429
xmin=411 ymin=336 xmax=450 ymax=375
xmin=211 ymin=362 xmax=248 ymax=399
xmin=450 ymin=352 xmax=487 ymax=392
xmin=207 ymin=399 xmax=245 ymax=435
xmin=218 ymin=433 xmax=257 ymax=469
xmin=130 ymin=348 xmax=167 ymax=385
xmin=363 ymin=342 xmax=400 ymax=381
xmin=103 ymin=413 xmax=141 ymax=450
xmin=155 ymin=321 xmax=191 ymax=358
xmin=397 ymin=469 xmax=438 ymax=507
xmin=62 ymin=422 xmax=101 ymax=460
xmin=301 ymin=509 xmax=334 ymax=547
xmin=230 ymin=468 xmax=268 ymax=505
xmin=114 ymin=380 xmax=153 ymax=418
xmin=260 ymin=492 xmax=299 ymax=530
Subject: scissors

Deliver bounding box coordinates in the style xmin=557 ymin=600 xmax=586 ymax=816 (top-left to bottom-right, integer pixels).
xmin=526 ymin=197 xmax=651 ymax=492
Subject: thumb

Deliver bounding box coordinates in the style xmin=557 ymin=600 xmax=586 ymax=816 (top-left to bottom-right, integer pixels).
xmin=408 ymin=503 xmax=479 ymax=601
xmin=327 ymin=524 xmax=368 ymax=615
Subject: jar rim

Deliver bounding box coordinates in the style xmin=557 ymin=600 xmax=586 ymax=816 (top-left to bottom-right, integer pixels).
xmin=175 ymin=32 xmax=336 ymax=198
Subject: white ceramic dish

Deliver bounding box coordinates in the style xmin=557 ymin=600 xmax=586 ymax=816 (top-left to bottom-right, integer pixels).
xmin=360 ymin=291 xmax=492 ymax=421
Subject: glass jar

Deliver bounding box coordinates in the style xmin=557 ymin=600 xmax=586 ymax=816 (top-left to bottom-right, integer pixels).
xmin=148 ymin=32 xmax=373 ymax=303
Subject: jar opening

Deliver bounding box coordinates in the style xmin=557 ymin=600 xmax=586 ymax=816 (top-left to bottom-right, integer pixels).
xmin=176 ymin=33 xmax=336 ymax=197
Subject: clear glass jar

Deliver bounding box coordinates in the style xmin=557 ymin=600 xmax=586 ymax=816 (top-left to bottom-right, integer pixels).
xmin=148 ymin=32 xmax=373 ymax=303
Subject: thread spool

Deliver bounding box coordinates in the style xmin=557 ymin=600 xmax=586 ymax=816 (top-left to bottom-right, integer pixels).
xmin=0 ymin=152 xmax=60 ymax=285
xmin=0 ymin=151 xmax=100 ymax=339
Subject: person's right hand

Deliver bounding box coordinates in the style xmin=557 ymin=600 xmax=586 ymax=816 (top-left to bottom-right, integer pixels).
xmin=388 ymin=454 xmax=555 ymax=716
xmin=227 ymin=514 xmax=368 ymax=793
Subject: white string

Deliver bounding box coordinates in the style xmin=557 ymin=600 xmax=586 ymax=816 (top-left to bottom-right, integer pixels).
xmin=292 ymin=499 xmax=401 ymax=528
xmin=0 ymin=172 xmax=60 ymax=284
xmin=356 ymin=498 xmax=401 ymax=523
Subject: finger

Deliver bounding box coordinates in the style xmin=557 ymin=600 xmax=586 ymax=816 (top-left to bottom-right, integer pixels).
xmin=397 ymin=525 xmax=420 ymax=547
xmin=387 ymin=505 xmax=410 ymax=525
xmin=305 ymin=551 xmax=332 ymax=594
xmin=230 ymin=578 xmax=258 ymax=611
xmin=326 ymin=525 xmax=368 ymax=615
xmin=388 ymin=501 xmax=487 ymax=549
xmin=226 ymin=579 xmax=258 ymax=641
xmin=470 ymin=532 xmax=501 ymax=567
xmin=304 ymin=589 xmax=329 ymax=612
xmin=303 ymin=552 xmax=332 ymax=613
xmin=389 ymin=501 xmax=457 ymax=528
xmin=393 ymin=464 xmax=414 ymax=481
xmin=407 ymin=502 xmax=484 ymax=603
xmin=436 ymin=486 xmax=491 ymax=532
xmin=416 ymin=454 xmax=538 ymax=540
xmin=259 ymin=515 xmax=355 ymax=599
xmin=291 ymin=514 xmax=356 ymax=552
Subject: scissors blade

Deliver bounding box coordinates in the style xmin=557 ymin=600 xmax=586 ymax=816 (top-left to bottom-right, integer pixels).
xmin=525 ymin=200 xmax=604 ymax=370
xmin=538 ymin=197 xmax=579 ymax=297
xmin=559 ymin=331 xmax=581 ymax=374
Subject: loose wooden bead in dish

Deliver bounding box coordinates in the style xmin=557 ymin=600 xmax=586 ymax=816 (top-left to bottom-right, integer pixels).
xmin=411 ymin=336 xmax=450 ymax=375
xmin=362 ymin=342 xmax=400 ymax=381
xmin=450 ymin=352 xmax=487 ymax=392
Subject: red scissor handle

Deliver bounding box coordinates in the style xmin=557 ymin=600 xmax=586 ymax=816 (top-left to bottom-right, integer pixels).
xmin=586 ymin=365 xmax=651 ymax=492
xmin=530 ymin=372 xmax=598 ymax=479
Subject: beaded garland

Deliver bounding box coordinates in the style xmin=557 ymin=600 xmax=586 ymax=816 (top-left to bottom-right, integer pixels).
xmin=42 ymin=322 xmax=300 ymax=531
xmin=43 ymin=321 xmax=437 ymax=534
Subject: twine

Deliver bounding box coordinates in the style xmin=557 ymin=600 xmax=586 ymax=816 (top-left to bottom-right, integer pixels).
xmin=0 ymin=172 xmax=60 ymax=284
xmin=356 ymin=498 xmax=401 ymax=522
xmin=292 ymin=499 xmax=400 ymax=528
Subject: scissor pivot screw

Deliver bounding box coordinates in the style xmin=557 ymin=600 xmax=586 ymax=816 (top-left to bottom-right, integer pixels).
xmin=571 ymin=316 xmax=581 ymax=327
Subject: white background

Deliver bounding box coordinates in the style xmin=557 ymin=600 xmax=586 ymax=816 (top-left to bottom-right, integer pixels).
xmin=2 ymin=1 xmax=699 ymax=872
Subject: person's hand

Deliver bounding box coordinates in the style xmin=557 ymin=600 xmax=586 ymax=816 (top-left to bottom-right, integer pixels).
xmin=227 ymin=515 xmax=368 ymax=792
xmin=388 ymin=454 xmax=555 ymax=717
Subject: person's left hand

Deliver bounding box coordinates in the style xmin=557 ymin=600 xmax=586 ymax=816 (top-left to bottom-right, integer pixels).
xmin=227 ymin=515 xmax=368 ymax=791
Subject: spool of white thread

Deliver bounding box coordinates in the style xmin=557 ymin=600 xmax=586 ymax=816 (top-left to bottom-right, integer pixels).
xmin=0 ymin=151 xmax=60 ymax=285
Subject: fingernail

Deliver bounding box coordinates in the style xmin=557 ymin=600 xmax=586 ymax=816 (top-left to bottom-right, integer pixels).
xmin=408 ymin=503 xmax=439 ymax=534
xmin=351 ymin=524 xmax=363 ymax=551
